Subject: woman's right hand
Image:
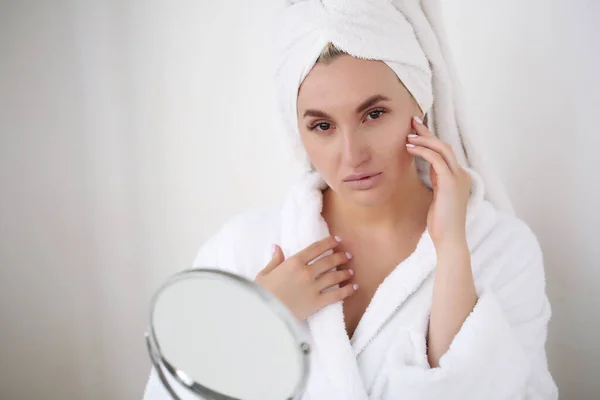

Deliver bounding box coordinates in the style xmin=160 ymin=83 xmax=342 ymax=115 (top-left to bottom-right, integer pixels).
xmin=253 ymin=236 xmax=357 ymax=321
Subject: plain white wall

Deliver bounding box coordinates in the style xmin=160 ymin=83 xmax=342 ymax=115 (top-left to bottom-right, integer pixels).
xmin=0 ymin=2 xmax=294 ymax=399
xmin=0 ymin=1 xmax=598 ymax=399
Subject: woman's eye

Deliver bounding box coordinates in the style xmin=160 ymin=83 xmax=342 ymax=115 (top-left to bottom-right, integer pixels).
xmin=366 ymin=109 xmax=385 ymax=121
xmin=310 ymin=122 xmax=331 ymax=132
xmin=309 ymin=110 xmax=385 ymax=132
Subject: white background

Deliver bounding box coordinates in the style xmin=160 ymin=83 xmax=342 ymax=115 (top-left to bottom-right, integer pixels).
xmin=1 ymin=1 xmax=598 ymax=399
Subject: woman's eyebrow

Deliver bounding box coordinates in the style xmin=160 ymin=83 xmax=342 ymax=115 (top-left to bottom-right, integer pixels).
xmin=355 ymin=94 xmax=390 ymax=114
xmin=302 ymin=94 xmax=391 ymax=119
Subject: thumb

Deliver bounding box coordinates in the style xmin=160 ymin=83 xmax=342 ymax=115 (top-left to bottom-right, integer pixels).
xmin=260 ymin=244 xmax=285 ymax=275
xmin=430 ymin=164 xmax=437 ymax=190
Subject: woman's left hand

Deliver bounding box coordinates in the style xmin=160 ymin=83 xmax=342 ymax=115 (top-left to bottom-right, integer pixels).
xmin=406 ymin=116 xmax=471 ymax=249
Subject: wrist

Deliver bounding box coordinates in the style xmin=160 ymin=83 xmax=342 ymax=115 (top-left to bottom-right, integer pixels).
xmin=435 ymin=235 xmax=469 ymax=257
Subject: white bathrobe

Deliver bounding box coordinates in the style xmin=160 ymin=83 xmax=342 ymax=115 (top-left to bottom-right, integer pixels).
xmin=142 ymin=168 xmax=558 ymax=400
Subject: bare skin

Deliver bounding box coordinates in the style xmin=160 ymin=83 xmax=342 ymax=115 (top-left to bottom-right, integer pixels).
xmin=322 ymin=186 xmax=431 ymax=339
xmin=298 ymin=54 xmax=436 ymax=340
xmin=254 ymin=236 xmax=357 ymax=321
xmin=258 ymin=54 xmax=476 ymax=367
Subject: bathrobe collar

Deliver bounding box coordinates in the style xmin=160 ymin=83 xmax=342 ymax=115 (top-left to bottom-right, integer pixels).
xmin=279 ymin=169 xmax=485 ymax=399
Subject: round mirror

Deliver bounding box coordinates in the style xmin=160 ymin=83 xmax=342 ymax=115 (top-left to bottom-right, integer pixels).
xmin=145 ymin=268 xmax=312 ymax=400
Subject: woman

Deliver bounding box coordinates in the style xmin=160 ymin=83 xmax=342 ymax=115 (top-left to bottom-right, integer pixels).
xmin=143 ymin=0 xmax=557 ymax=399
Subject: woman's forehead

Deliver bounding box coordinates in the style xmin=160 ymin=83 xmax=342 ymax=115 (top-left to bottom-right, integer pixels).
xmin=297 ymin=57 xmax=412 ymax=111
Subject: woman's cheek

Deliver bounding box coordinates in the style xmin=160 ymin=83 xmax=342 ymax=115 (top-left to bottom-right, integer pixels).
xmin=386 ymin=133 xmax=413 ymax=170
xmin=378 ymin=127 xmax=408 ymax=155
xmin=302 ymin=138 xmax=337 ymax=181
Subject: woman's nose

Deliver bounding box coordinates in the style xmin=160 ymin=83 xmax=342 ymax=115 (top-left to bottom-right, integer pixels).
xmin=341 ymin=129 xmax=369 ymax=168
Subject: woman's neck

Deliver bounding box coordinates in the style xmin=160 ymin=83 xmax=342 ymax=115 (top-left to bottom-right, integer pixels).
xmin=322 ymin=167 xmax=433 ymax=237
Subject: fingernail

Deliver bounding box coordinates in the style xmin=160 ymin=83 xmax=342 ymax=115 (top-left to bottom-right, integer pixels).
xmin=348 ymin=268 xmax=354 ymax=275
xmin=272 ymin=244 xmax=277 ymax=255
xmin=406 ymin=143 xmax=416 ymax=148
xmin=353 ymin=283 xmax=359 ymax=290
xmin=345 ymin=252 xmax=352 ymax=260
xmin=413 ymin=116 xmax=423 ymax=124
xmin=407 ymin=134 xmax=418 ymax=138
xmin=334 ymin=235 xmax=342 ymax=242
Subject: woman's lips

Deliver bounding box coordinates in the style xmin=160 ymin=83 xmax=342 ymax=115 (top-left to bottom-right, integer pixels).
xmin=343 ymin=172 xmax=383 ymax=190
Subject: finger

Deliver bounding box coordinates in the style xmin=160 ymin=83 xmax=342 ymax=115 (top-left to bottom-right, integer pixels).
xmin=295 ymin=236 xmax=342 ymax=264
xmin=412 ymin=115 xmax=434 ymax=138
xmin=259 ymin=244 xmax=285 ymax=276
xmin=407 ymin=135 xmax=459 ymax=174
xmin=311 ymin=251 xmax=351 ymax=278
xmin=316 ymin=269 xmax=354 ymax=291
xmin=318 ymin=282 xmax=358 ymax=307
xmin=406 ymin=144 xmax=452 ymax=179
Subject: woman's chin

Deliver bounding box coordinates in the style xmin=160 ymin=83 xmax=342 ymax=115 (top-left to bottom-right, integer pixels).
xmin=343 ymin=186 xmax=393 ymax=207
xmin=324 ymin=174 xmax=396 ymax=207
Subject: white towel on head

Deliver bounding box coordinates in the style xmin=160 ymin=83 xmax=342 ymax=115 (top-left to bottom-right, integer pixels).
xmin=273 ymin=0 xmax=515 ymax=215
xmin=275 ymin=0 xmax=433 ymax=127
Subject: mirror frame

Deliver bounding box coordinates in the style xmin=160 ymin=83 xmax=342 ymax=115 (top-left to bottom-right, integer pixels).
xmin=145 ymin=268 xmax=312 ymax=400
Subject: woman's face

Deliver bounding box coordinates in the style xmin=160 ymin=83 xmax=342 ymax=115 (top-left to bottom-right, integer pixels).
xmin=296 ymin=54 xmax=423 ymax=206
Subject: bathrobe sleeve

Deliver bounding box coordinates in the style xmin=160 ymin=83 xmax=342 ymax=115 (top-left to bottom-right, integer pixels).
xmin=379 ymin=219 xmax=558 ymax=400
